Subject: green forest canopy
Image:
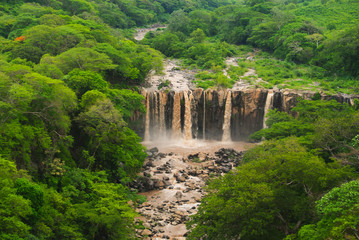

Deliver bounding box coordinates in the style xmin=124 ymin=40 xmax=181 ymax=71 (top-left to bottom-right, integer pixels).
xmin=0 ymin=0 xmax=358 ymax=239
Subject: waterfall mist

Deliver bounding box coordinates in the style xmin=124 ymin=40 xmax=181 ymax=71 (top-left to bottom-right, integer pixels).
xmin=137 ymin=88 xmax=356 ymax=147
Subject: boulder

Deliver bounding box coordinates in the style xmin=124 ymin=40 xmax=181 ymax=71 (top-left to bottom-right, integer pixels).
xmin=175 ymin=191 xmax=183 ymax=198
xmin=149 ymin=147 xmax=159 ymax=153
xmin=142 ymin=229 xmax=152 ymax=236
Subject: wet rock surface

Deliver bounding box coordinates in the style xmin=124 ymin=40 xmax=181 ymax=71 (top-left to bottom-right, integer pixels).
xmin=131 ymin=148 xmax=243 ymax=239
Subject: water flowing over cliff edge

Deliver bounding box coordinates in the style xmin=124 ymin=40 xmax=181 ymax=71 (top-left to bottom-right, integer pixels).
xmin=134 ymin=88 xmax=354 ymax=143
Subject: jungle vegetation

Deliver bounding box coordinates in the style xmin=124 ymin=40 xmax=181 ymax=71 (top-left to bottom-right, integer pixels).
xmin=0 ymin=0 xmax=358 ymax=239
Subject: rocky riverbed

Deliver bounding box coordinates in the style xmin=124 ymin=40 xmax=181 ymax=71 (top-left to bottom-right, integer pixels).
xmin=131 ymin=147 xmax=245 ymax=239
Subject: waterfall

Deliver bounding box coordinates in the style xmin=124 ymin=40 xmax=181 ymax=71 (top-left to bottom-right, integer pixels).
xmin=172 ymin=92 xmax=181 ymax=139
xmin=350 ymin=98 xmax=355 ymax=107
xmin=222 ymin=90 xmax=232 ymax=142
xmin=184 ymin=91 xmax=192 ymax=140
xmin=263 ymin=91 xmax=273 ymax=129
xmin=154 ymin=92 xmax=158 ymax=131
xmin=203 ymin=91 xmax=206 ymax=140
xmin=138 ymin=88 xmax=353 ymax=142
xmin=159 ymin=92 xmax=166 ymax=137
xmin=144 ymin=92 xmax=150 ymax=141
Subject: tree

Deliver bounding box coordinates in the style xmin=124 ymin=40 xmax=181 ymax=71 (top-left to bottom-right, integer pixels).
xmin=11 ymin=24 xmax=83 ymax=63
xmin=149 ymin=31 xmax=184 ymax=57
xmin=305 ymin=33 xmax=324 ymax=48
xmin=295 ymin=180 xmax=359 ymax=240
xmin=0 ymin=67 xmax=77 ymax=175
xmin=41 ymin=48 xmax=116 ymax=74
xmin=313 ymin=112 xmax=359 ymax=166
xmin=187 ymin=138 xmax=355 ymax=239
xmin=248 ymin=21 xmax=278 ymax=50
xmin=106 ymin=89 xmax=145 ymax=121
xmin=75 ymin=99 xmax=146 ymax=182
xmin=64 ymin=69 xmax=108 ymax=97
xmin=59 ymin=0 xmax=95 ymax=15
xmin=316 ymin=26 xmax=359 ymax=76
xmin=168 ymin=10 xmax=190 ymax=34
xmin=0 ymin=158 xmax=32 ymax=239
xmin=190 ymin=28 xmax=206 ymax=43
xmin=80 ymin=90 xmax=106 ymax=110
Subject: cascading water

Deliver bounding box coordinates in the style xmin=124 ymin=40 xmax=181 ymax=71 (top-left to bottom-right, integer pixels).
xmin=139 ymin=88 xmax=339 ymax=142
xmin=222 ymin=90 xmax=232 ymax=142
xmin=203 ymin=91 xmax=206 ymax=140
xmin=350 ymin=98 xmax=355 ymax=107
xmin=159 ymin=92 xmax=166 ymax=137
xmin=144 ymin=92 xmax=150 ymax=142
xmin=154 ymin=92 xmax=158 ymax=133
xmin=263 ymin=91 xmax=273 ymax=129
xmin=184 ymin=91 xmax=192 ymax=140
xmin=172 ymin=92 xmax=181 ymax=139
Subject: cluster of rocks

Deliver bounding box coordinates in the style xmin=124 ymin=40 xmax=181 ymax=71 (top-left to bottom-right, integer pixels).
xmin=215 ymin=148 xmax=244 ymax=168
xmin=132 ymin=147 xmax=243 ymax=239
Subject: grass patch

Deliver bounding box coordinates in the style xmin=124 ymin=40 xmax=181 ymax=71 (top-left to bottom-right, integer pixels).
xmin=194 ymin=71 xmax=235 ymax=89
xmin=236 ymin=52 xmax=359 ymax=94
xmin=227 ymin=65 xmax=247 ymax=79
xmin=158 ymin=79 xmax=171 ymax=90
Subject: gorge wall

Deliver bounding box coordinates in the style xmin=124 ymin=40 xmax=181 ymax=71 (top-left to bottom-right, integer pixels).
xmin=133 ymin=89 xmax=355 ymax=142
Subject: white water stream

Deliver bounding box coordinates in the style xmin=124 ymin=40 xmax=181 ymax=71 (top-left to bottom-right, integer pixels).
xmin=263 ymin=91 xmax=274 ymax=129
xmin=172 ymin=92 xmax=181 ymax=139
xmin=144 ymin=92 xmax=150 ymax=142
xmin=222 ymin=91 xmax=232 ymax=142
xmin=184 ymin=91 xmax=193 ymax=140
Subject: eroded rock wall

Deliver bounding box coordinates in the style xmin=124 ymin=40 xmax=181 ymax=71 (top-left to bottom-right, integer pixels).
xmin=131 ymin=89 xmax=357 ymax=141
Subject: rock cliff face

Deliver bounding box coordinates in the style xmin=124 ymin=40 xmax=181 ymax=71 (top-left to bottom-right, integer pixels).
xmin=132 ymin=89 xmax=356 ymax=141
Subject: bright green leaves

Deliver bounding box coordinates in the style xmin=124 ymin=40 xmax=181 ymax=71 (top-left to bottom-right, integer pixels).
xmin=248 ymin=21 xmax=278 ymax=50
xmin=189 ymin=171 xmax=275 ymax=239
xmin=316 ymin=180 xmax=359 ymax=216
xmin=0 ymin=158 xmax=32 ymax=239
xmin=15 ymin=178 xmax=45 ymax=214
xmin=296 ymin=180 xmax=359 ymax=240
xmin=61 ymin=168 xmax=137 ymax=239
xmin=40 ymin=47 xmax=116 ymax=74
xmin=168 ymin=10 xmax=191 ymax=34
xmin=64 ymin=69 xmax=108 ymax=96
xmin=8 ymin=83 xmax=35 ymax=111
xmin=250 ymin=108 xmax=313 ymax=141
xmin=143 ymin=28 xmax=235 ymax=70
xmin=243 ymin=99 xmax=359 ymax=239
xmin=60 ymin=0 xmax=96 ymax=15
xmin=188 ymin=138 xmax=355 ymax=239
xmin=316 ymin=25 xmax=359 ymax=77
xmin=77 ymin=99 xmax=125 ymax=132
xmin=80 ymin=90 xmax=106 ymax=110
xmin=107 ymin=88 xmax=145 ymax=121
xmin=251 ymin=100 xmax=358 ymax=153
xmin=147 ymin=31 xmax=184 ymax=57
xmin=75 ymin=182 xmax=137 ymax=239
xmin=0 ymin=62 xmax=77 ymax=172
xmin=0 ymin=157 xmax=138 ymax=240
xmin=75 ymin=98 xmax=145 ymax=182
xmin=12 ymin=24 xmax=84 ymax=63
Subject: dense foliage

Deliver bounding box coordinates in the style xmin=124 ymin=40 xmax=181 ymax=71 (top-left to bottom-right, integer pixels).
xmin=0 ymin=0 xmax=166 ymax=239
xmin=1 ymin=0 xmax=359 ymax=239
xmin=140 ymin=0 xmax=359 ymax=92
xmin=293 ymin=180 xmax=359 ymax=240
xmin=187 ymin=100 xmax=359 ymax=239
